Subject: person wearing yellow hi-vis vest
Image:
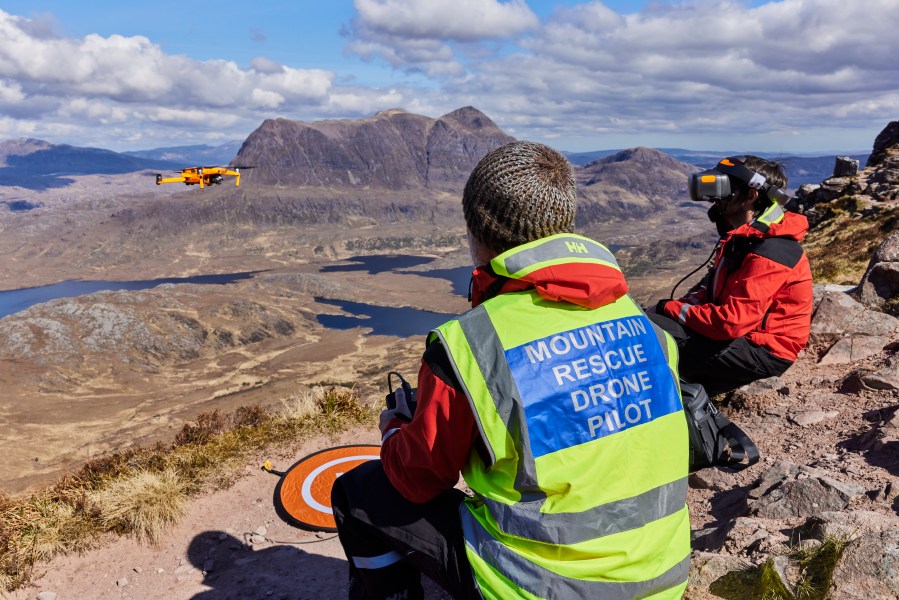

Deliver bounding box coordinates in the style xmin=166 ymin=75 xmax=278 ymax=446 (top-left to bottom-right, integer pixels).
xmin=332 ymin=141 xmax=690 ymax=600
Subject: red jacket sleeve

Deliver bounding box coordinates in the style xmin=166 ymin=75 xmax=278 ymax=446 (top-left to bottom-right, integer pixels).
xmin=664 ymin=253 xmax=792 ymax=340
xmin=380 ymin=356 xmax=478 ymax=503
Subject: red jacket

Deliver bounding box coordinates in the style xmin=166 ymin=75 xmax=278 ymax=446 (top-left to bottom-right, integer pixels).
xmin=662 ymin=211 xmax=813 ymax=361
xmin=380 ymin=253 xmax=630 ymax=503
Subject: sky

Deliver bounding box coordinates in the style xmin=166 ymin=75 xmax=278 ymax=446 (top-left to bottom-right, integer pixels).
xmin=0 ymin=0 xmax=896 ymax=154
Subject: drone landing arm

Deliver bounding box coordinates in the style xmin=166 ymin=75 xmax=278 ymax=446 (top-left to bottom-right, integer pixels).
xmin=156 ymin=176 xmax=188 ymax=185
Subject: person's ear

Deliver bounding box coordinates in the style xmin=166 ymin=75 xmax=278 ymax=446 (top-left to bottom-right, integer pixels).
xmin=743 ymin=189 xmax=759 ymax=209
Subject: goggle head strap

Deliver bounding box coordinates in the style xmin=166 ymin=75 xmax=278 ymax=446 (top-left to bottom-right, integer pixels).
xmin=716 ymin=156 xmax=789 ymax=206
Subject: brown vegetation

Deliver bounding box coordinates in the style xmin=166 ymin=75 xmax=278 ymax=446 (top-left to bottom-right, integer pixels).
xmin=803 ymin=196 xmax=899 ymax=284
xmin=0 ymin=387 xmax=375 ymax=591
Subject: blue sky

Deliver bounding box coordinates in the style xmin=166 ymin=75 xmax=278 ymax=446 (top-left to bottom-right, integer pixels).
xmin=0 ymin=1 xmax=895 ymax=154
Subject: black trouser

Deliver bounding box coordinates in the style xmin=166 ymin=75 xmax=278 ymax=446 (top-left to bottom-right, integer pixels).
xmin=648 ymin=313 xmax=793 ymax=396
xmin=331 ymin=460 xmax=482 ymax=600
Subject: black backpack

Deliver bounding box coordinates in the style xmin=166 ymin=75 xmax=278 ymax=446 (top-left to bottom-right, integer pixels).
xmin=680 ymin=381 xmax=759 ymax=472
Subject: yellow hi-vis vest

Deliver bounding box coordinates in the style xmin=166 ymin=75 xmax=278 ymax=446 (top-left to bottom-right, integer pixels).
xmin=429 ymin=234 xmax=690 ymax=600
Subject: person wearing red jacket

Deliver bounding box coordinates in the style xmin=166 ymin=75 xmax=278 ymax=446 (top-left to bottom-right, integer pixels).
xmin=331 ymin=142 xmax=690 ymax=600
xmin=652 ymin=155 xmax=813 ymax=396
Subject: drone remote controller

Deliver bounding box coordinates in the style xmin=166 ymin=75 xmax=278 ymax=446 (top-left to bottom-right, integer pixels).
xmin=386 ymin=371 xmax=418 ymax=417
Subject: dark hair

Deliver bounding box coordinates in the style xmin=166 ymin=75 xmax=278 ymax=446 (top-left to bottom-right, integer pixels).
xmin=742 ymin=155 xmax=788 ymax=211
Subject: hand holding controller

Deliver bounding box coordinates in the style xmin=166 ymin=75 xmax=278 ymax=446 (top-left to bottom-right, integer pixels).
xmin=379 ymin=371 xmax=418 ymax=436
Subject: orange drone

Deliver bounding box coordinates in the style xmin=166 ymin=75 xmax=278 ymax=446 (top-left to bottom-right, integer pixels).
xmin=155 ymin=166 xmax=252 ymax=188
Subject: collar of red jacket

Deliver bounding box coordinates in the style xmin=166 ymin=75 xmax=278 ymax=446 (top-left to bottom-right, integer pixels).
xmin=469 ymin=256 xmax=628 ymax=310
xmin=728 ymin=210 xmax=809 ymax=242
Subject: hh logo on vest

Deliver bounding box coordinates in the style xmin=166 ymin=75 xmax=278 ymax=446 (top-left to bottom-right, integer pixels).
xmin=565 ymin=241 xmax=589 ymax=254
xmin=505 ymin=315 xmax=680 ymax=458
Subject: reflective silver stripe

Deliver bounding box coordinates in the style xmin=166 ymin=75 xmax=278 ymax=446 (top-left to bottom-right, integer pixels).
xmin=634 ymin=296 xmax=670 ymax=365
xmin=499 ymin=236 xmax=620 ymax=277
xmin=462 ymin=512 xmax=690 ymax=600
xmin=481 ymin=477 xmax=687 ymax=545
xmin=430 ymin=326 xmax=497 ymax=469
xmin=756 ymin=202 xmax=785 ymax=227
xmin=352 ymin=550 xmax=405 ymax=569
xmin=457 ymin=306 xmax=544 ymax=499
xmin=678 ymin=304 xmax=690 ymax=325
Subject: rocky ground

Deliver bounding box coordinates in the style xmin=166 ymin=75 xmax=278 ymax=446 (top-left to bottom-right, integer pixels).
xmin=4 ymin=274 xmax=897 ymax=600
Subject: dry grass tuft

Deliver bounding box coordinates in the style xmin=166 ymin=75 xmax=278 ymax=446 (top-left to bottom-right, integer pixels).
xmin=318 ymin=386 xmax=368 ymax=430
xmin=0 ymin=494 xmax=98 ymax=589
xmin=174 ymin=409 xmax=228 ymax=446
xmin=90 ymin=469 xmax=187 ymax=544
xmin=278 ymin=389 xmax=320 ymax=421
xmin=0 ymin=386 xmax=377 ymax=591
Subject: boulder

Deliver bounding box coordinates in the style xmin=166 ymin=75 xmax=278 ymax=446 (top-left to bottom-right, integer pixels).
xmin=769 ymin=554 xmax=802 ymax=599
xmin=818 ymin=335 xmax=892 ymax=365
xmin=867 ymin=120 xmax=899 ymax=168
xmin=787 ymin=408 xmax=840 ymax=427
xmin=882 ymin=408 xmax=899 ymax=438
xmin=833 ymin=156 xmax=860 ymax=177
xmin=812 ymin=284 xmax=856 ymax=309
xmin=737 ymin=375 xmax=789 ymax=396
xmin=691 ymin=525 xmax=727 ymax=552
xmin=810 ymin=290 xmax=898 ymax=345
xmin=863 ymin=357 xmax=899 ymax=391
xmin=748 ymin=461 xmax=865 ymax=519
xmin=863 ymin=162 xmax=899 ymax=202
xmin=857 ymin=231 xmax=899 ymax=313
xmin=686 ymin=551 xmax=757 ymax=600
xmin=821 ymin=176 xmax=855 ymax=190
xmin=689 ymin=467 xmax=740 ymax=493
xmin=828 ymin=530 xmax=899 ymax=599
xmin=723 ymin=517 xmax=789 ymax=555
xmin=802 ymin=510 xmax=899 ymax=540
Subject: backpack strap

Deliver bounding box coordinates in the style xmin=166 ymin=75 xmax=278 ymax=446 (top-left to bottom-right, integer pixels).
xmin=712 ymin=410 xmax=760 ymax=470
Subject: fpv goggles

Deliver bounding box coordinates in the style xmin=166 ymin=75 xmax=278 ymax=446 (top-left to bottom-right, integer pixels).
xmin=689 ymin=156 xmax=789 ymax=206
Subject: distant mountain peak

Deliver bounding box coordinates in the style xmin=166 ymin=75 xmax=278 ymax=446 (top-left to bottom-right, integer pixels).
xmin=0 ymin=138 xmax=54 ymax=165
xmin=0 ymin=138 xmax=184 ymax=189
xmin=373 ymin=108 xmax=410 ymax=118
xmin=599 ymin=146 xmax=681 ymax=165
xmin=234 ymin=106 xmax=514 ymax=192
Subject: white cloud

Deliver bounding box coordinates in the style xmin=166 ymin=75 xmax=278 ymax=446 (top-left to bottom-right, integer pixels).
xmin=345 ymin=0 xmax=537 ymax=77
xmin=139 ymin=107 xmax=242 ymax=129
xmin=345 ymin=37 xmax=464 ymax=76
xmin=434 ymin=0 xmax=899 ymax=149
xmin=1 ymin=2 xmax=897 ymax=153
xmin=333 ymin=0 xmax=898 ymax=150
xmin=250 ymin=57 xmax=285 ymax=75
xmin=251 ymin=89 xmax=285 ymax=109
xmin=0 ymin=79 xmax=25 ymax=104
xmin=328 ymin=88 xmax=407 ymax=114
xmin=353 ymin=0 xmax=538 ymax=41
xmin=0 ymin=8 xmax=339 ymax=147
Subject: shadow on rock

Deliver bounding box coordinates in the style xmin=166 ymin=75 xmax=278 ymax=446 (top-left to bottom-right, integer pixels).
xmin=709 ymin=482 xmax=753 ymax=524
xmin=707 ymin=568 xmax=760 ymax=600
xmin=188 ymin=530 xmax=348 ymax=600
xmin=837 ymin=405 xmax=899 ymax=477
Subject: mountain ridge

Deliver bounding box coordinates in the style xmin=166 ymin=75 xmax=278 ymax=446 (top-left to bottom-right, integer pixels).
xmin=0 ymin=138 xmax=183 ymax=190
xmin=232 ymin=106 xmax=514 ymax=192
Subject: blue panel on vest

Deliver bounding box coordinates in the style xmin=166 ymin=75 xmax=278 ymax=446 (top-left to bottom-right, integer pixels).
xmin=505 ymin=316 xmax=681 ymax=458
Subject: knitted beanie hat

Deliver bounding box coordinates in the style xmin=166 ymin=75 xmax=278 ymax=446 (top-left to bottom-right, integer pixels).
xmin=463 ymin=141 xmax=576 ymax=253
